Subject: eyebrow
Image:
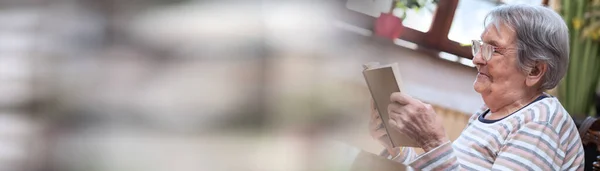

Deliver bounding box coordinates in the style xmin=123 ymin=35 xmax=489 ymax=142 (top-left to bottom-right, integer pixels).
xmin=487 ymin=40 xmax=500 ymax=47
xmin=480 ymin=33 xmax=499 ymax=47
xmin=479 ymin=36 xmax=501 ymax=47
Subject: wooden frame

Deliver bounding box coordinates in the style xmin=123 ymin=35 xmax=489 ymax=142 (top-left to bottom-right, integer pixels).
xmin=336 ymin=0 xmax=550 ymax=60
xmin=400 ymin=0 xmax=549 ymax=59
xmin=398 ymin=0 xmax=471 ymax=58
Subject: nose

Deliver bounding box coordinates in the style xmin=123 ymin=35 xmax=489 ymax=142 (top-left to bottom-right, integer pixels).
xmin=472 ymin=50 xmax=486 ymax=67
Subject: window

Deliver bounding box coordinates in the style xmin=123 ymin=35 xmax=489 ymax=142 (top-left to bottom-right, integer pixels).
xmin=341 ymin=0 xmax=548 ymax=61
xmin=448 ymin=0 xmax=544 ymax=45
xmin=398 ymin=0 xmax=548 ymax=60
xmin=448 ymin=0 xmax=498 ymax=44
xmin=398 ymin=3 xmax=437 ymax=32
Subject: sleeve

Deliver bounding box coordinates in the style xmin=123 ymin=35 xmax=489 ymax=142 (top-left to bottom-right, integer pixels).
xmin=378 ymin=147 xmax=418 ymax=171
xmin=379 ymin=147 xmax=418 ymax=163
xmin=391 ymin=147 xmax=418 ymax=164
xmin=407 ymin=122 xmax=566 ymax=171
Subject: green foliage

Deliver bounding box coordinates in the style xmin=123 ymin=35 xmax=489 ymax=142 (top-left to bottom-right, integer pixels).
xmin=558 ymin=0 xmax=600 ymax=117
xmin=580 ymin=0 xmax=600 ymax=40
xmin=394 ymin=0 xmax=439 ymax=19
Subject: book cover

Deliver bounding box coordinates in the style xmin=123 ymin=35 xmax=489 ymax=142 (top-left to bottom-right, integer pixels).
xmin=363 ymin=62 xmax=418 ymax=147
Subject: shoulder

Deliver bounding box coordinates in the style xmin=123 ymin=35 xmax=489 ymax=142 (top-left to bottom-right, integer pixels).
xmin=520 ymin=97 xmax=568 ymax=125
xmin=515 ymin=97 xmax=574 ymax=134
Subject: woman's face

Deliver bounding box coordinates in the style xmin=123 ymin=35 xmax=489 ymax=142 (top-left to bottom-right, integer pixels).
xmin=472 ymin=23 xmax=526 ymax=97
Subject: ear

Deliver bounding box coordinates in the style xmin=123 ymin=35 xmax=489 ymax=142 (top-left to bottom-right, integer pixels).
xmin=525 ymin=62 xmax=547 ymax=87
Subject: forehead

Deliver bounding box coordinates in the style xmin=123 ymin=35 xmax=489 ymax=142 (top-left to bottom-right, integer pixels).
xmin=480 ymin=20 xmax=516 ymax=47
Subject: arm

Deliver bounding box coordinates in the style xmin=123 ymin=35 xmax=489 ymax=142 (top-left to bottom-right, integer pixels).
xmin=408 ymin=121 xmax=581 ymax=170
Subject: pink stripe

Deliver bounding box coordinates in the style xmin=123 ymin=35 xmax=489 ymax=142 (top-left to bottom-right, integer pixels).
xmin=548 ymin=98 xmax=555 ymax=105
xmin=500 ymin=146 xmax=553 ymax=170
xmin=563 ymin=148 xmax=579 ymax=165
xmin=527 ymin=121 xmax=559 ymax=140
xmin=563 ymin=133 xmax=582 ymax=160
xmin=411 ymin=143 xmax=452 ymax=168
xmin=456 ymin=152 xmax=492 ymax=168
xmin=509 ymin=136 xmax=558 ymax=164
xmin=537 ymin=102 xmax=549 ymax=122
xmin=557 ymin=110 xmax=572 ymax=134
xmin=551 ymin=111 xmax=564 ymax=130
xmin=523 ymin=109 xmax=533 ymax=122
xmin=435 ymin=157 xmax=457 ymax=170
xmin=493 ymin=157 xmax=522 ymax=170
xmin=466 ymin=128 xmax=500 ymax=155
xmin=470 ymin=124 xmax=500 ymax=144
xmin=570 ymin=152 xmax=585 ymax=169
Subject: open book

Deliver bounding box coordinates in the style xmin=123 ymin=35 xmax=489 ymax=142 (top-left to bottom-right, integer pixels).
xmin=363 ymin=62 xmax=418 ymax=147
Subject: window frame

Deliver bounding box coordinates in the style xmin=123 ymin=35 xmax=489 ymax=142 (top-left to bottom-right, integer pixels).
xmin=337 ymin=0 xmax=550 ymax=59
xmin=400 ymin=0 xmax=549 ymax=59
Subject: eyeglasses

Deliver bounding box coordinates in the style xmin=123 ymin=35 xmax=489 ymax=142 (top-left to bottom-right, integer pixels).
xmin=471 ymin=40 xmax=509 ymax=61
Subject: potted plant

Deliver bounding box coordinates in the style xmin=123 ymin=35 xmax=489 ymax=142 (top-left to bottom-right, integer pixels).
xmin=374 ymin=0 xmax=439 ymax=39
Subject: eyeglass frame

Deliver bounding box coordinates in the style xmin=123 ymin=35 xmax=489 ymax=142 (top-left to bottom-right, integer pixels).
xmin=471 ymin=40 xmax=517 ymax=61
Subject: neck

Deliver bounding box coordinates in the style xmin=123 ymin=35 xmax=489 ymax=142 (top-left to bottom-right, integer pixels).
xmin=483 ymin=89 xmax=542 ymax=118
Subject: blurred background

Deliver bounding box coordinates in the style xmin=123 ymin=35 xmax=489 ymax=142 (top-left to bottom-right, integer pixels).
xmin=0 ymin=0 xmax=598 ymax=170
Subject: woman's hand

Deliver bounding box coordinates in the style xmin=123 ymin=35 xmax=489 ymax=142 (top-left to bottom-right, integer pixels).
xmin=387 ymin=92 xmax=449 ymax=152
xmin=368 ymin=100 xmax=399 ymax=156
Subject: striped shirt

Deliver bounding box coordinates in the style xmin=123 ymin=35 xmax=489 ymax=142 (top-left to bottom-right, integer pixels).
xmin=390 ymin=96 xmax=585 ymax=170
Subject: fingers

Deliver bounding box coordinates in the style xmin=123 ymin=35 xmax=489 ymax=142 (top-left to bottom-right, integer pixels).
xmin=388 ymin=98 xmax=428 ymax=128
xmin=390 ymin=92 xmax=416 ymax=105
xmin=387 ymin=102 xmax=404 ymax=121
xmin=373 ymin=128 xmax=387 ymax=139
xmin=370 ymin=119 xmax=387 ymax=139
xmin=370 ymin=99 xmax=377 ymax=110
xmin=375 ymin=119 xmax=384 ymax=130
xmin=390 ymin=93 xmax=430 ymax=114
xmin=371 ymin=116 xmax=385 ymax=131
xmin=388 ymin=118 xmax=397 ymax=128
xmin=388 ymin=103 xmax=407 ymax=127
xmin=424 ymin=103 xmax=433 ymax=111
xmin=369 ymin=109 xmax=386 ymax=139
xmin=369 ymin=115 xmax=382 ymax=128
xmin=388 ymin=118 xmax=402 ymax=130
xmin=377 ymin=135 xmax=394 ymax=152
xmin=371 ymin=106 xmax=380 ymax=120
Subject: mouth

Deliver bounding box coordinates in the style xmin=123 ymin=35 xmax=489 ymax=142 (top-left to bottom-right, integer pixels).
xmin=477 ymin=72 xmax=492 ymax=80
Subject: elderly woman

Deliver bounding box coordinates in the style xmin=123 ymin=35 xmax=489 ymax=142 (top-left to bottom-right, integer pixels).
xmin=369 ymin=4 xmax=584 ymax=170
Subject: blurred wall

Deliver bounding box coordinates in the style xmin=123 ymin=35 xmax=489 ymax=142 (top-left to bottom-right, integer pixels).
xmin=0 ymin=0 xmax=480 ymax=171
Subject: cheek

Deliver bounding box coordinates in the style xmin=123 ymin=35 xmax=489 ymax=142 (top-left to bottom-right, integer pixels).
xmin=487 ymin=59 xmax=511 ymax=81
xmin=489 ymin=61 xmax=526 ymax=87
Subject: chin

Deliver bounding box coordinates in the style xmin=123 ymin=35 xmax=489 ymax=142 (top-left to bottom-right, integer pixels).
xmin=473 ymin=85 xmax=483 ymax=93
xmin=473 ymin=81 xmax=489 ymax=94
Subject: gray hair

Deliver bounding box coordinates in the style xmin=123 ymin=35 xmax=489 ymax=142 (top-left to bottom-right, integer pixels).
xmin=485 ymin=4 xmax=569 ymax=90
